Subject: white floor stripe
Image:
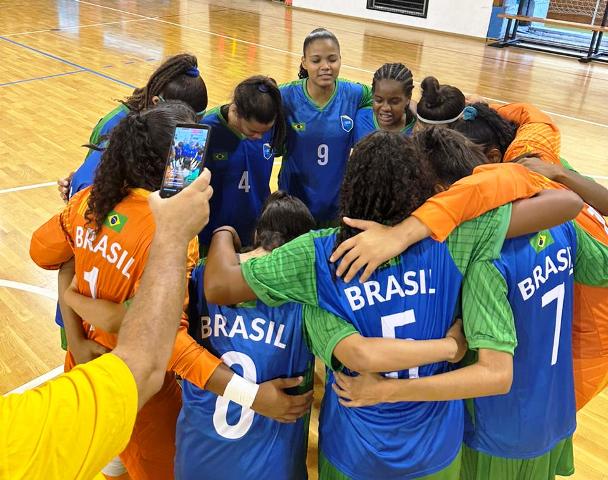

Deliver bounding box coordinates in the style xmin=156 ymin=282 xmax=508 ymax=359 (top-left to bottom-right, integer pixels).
xmin=6 ymin=366 xmax=64 ymax=395
xmin=0 ymin=181 xmax=56 ymax=194
xmin=2 ymin=17 xmax=150 ymax=37
xmin=0 ymin=279 xmax=58 ymax=300
xmin=74 ymin=0 xmax=608 ymax=129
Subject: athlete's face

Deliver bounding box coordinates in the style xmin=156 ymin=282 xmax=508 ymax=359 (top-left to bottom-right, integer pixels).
xmin=373 ymin=79 xmax=410 ymax=129
xmin=236 ymin=115 xmax=275 ymax=140
xmin=302 ymin=39 xmax=341 ymax=88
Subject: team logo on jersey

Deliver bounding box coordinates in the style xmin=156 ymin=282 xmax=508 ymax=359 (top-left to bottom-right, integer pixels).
xmin=291 ymin=122 xmax=306 ymax=132
xmin=213 ymin=152 xmax=228 ymax=161
xmin=530 ymin=230 xmax=554 ymax=254
xmin=104 ymin=210 xmax=128 ymax=233
xmin=340 ymin=115 xmax=354 ymax=132
xmin=262 ymin=143 xmax=273 ymax=160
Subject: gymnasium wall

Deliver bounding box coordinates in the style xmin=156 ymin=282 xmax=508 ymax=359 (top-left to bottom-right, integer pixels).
xmin=291 ymin=0 xmax=495 ymax=38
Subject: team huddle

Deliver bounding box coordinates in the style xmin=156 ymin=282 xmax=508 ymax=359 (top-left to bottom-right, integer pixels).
xmin=29 ymin=27 xmax=608 ymax=480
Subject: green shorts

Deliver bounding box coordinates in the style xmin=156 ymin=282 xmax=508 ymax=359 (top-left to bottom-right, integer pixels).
xmin=60 ymin=327 xmax=67 ymax=351
xmin=318 ymin=448 xmax=462 ymax=480
xmin=462 ymin=437 xmax=574 ymax=480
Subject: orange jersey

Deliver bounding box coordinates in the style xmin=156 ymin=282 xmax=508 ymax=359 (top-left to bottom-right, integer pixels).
xmin=490 ymin=103 xmax=561 ymax=165
xmin=30 ymin=187 xmax=221 ymax=385
xmin=413 ymin=163 xmax=608 ymax=409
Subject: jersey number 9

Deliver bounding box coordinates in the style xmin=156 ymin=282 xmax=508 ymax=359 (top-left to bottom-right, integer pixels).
xmin=317 ymin=144 xmax=329 ymax=166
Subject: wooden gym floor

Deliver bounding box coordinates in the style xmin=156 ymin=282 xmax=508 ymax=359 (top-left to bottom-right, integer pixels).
xmin=1 ymin=0 xmax=607 ymax=478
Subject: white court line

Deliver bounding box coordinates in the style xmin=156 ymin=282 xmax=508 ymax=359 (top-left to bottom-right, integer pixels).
xmin=0 ymin=181 xmax=56 ymax=194
xmin=74 ymin=0 xmax=608 ymax=129
xmin=6 ymin=366 xmax=64 ymax=395
xmin=0 ymin=279 xmax=58 ymax=300
xmin=0 ymin=280 xmax=62 ymax=395
xmin=2 ymin=17 xmax=150 ymax=37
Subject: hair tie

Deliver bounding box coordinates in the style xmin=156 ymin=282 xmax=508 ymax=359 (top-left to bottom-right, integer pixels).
xmin=257 ymin=83 xmax=269 ymax=93
xmin=185 ymin=67 xmax=200 ymax=77
xmin=417 ymin=109 xmax=465 ymax=125
xmin=463 ymin=106 xmax=478 ymax=121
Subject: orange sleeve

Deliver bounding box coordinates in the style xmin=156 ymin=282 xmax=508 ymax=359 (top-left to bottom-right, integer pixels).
xmin=167 ymin=314 xmax=222 ymax=389
xmin=412 ymin=163 xmax=543 ymax=241
xmin=29 ymin=190 xmax=90 ymax=269
xmin=490 ymin=102 xmax=554 ymax=127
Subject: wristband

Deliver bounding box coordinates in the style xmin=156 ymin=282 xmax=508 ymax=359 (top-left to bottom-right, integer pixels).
xmin=212 ymin=227 xmax=236 ymax=237
xmin=223 ymin=374 xmax=260 ymax=408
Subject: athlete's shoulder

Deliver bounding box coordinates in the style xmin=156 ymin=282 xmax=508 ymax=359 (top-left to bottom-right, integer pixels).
xmin=279 ymin=78 xmax=305 ymax=91
xmin=201 ymin=106 xmax=222 ymax=125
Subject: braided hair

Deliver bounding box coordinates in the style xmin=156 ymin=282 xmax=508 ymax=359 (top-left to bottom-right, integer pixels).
xmin=336 ymin=131 xmax=436 ymax=245
xmin=124 ymin=53 xmax=208 ymax=113
xmin=412 ymin=126 xmax=488 ymax=188
xmin=298 ymin=28 xmax=340 ymax=79
xmin=450 ymin=103 xmax=517 ymax=158
xmin=372 ymin=62 xmax=415 ymax=125
xmin=233 ymin=75 xmax=286 ymax=151
xmin=253 ymin=191 xmax=316 ymax=251
xmin=417 ymin=76 xmax=465 ymax=124
xmin=85 ymin=102 xmax=196 ymax=233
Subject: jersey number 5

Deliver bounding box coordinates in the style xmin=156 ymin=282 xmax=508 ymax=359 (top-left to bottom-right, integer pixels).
xmin=213 ymin=351 xmax=256 ymax=439
xmin=381 ymin=310 xmax=419 ymax=379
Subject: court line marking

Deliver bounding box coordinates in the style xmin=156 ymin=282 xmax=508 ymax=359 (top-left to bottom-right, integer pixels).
xmin=0 ymin=36 xmax=136 ymax=89
xmin=0 ymin=281 xmax=63 ymax=395
xmin=0 ymin=69 xmax=84 ymax=87
xmin=0 ymin=279 xmax=58 ymax=300
xmin=2 ymin=17 xmax=151 ymax=37
xmin=0 ymin=181 xmax=56 ymax=194
xmin=6 ymin=366 xmax=64 ymax=395
xmin=74 ymin=0 xmax=608 ymax=129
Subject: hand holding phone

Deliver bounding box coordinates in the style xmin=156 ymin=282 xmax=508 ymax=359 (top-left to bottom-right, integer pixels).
xmin=160 ymin=124 xmax=212 ymax=198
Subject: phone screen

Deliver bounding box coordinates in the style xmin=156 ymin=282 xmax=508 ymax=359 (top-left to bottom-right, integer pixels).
xmin=160 ymin=124 xmax=211 ymax=198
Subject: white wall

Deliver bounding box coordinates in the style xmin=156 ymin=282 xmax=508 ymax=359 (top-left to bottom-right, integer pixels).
xmin=291 ymin=0 xmax=495 ymax=38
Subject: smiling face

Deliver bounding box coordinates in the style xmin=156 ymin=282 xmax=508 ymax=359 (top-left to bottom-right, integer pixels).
xmin=373 ymin=79 xmax=410 ymax=130
xmin=301 ymin=38 xmax=341 ymax=89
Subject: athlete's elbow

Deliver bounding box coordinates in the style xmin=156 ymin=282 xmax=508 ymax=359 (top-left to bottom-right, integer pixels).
xmin=494 ymin=369 xmax=513 ymax=395
xmin=562 ymin=191 xmax=584 ymax=221
xmin=339 ymin=344 xmax=374 ymax=373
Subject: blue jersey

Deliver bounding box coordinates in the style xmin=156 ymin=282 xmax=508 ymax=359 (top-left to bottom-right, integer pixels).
xmin=465 ymin=224 xmax=577 ymax=458
xmin=198 ymin=107 xmax=274 ymax=247
xmin=279 ymin=79 xmax=371 ymax=223
xmin=352 ymin=107 xmax=416 ymax=145
xmin=175 ymin=263 xmax=314 ymax=480
xmin=312 ymin=232 xmax=464 ymax=479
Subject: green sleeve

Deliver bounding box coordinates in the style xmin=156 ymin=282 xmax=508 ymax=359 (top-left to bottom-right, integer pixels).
xmin=241 ymin=232 xmax=320 ymax=307
xmin=462 ymin=260 xmax=517 ymax=354
xmin=559 ymin=157 xmax=579 ymax=174
xmin=302 ymin=305 xmax=357 ymax=371
xmin=447 ymin=204 xmax=512 ymax=274
xmin=359 ymin=83 xmax=373 ymax=108
xmin=574 ymin=223 xmax=608 ymax=286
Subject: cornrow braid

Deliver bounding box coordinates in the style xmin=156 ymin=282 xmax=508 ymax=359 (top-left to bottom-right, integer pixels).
xmin=372 ymin=63 xmax=414 ymax=98
xmin=124 ymin=53 xmax=207 ymax=113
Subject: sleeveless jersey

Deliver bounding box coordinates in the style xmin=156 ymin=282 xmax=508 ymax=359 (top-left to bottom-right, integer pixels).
xmin=198 ymin=107 xmax=274 ymax=247
xmin=279 ymin=79 xmax=371 ymax=223
xmin=312 ymin=231 xmax=464 ymax=479
xmin=175 ymin=263 xmax=314 ymax=480
xmin=465 ymin=224 xmax=577 ymax=458
xmin=352 ymin=107 xmax=416 ymax=145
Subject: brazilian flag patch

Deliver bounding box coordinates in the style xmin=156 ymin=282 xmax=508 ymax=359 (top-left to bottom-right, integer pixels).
xmin=213 ymin=152 xmax=228 ymax=161
xmin=104 ymin=210 xmax=128 ymax=233
xmin=530 ymin=230 xmax=554 ymax=254
xmin=291 ymin=122 xmax=306 ymax=132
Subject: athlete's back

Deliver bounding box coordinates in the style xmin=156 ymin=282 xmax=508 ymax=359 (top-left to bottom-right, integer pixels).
xmin=175 ymin=262 xmax=314 ymax=480
xmin=465 ymin=224 xmax=577 ymax=458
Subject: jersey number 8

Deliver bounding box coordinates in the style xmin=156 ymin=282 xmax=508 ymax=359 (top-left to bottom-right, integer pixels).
xmin=213 ymin=351 xmax=256 ymax=439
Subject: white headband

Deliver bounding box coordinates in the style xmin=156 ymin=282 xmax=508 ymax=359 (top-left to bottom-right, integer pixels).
xmin=416 ymin=109 xmax=465 ymax=125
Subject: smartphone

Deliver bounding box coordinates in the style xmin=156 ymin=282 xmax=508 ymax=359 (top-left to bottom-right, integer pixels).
xmin=160 ymin=123 xmax=212 ymax=198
